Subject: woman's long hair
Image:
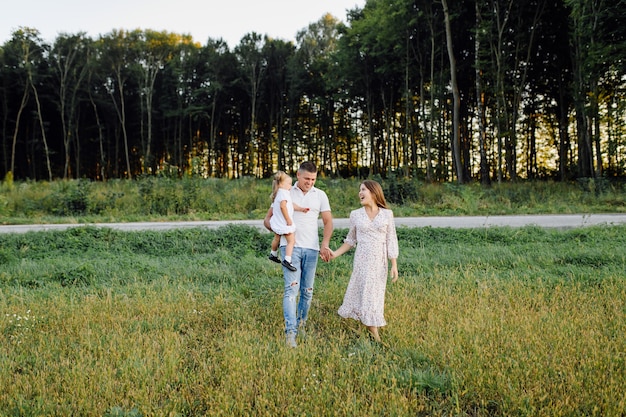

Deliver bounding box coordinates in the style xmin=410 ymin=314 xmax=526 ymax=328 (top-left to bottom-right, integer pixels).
xmin=362 ymin=180 xmax=388 ymax=209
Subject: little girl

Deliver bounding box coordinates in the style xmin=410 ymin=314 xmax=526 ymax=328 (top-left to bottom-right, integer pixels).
xmin=269 ymin=171 xmax=308 ymax=271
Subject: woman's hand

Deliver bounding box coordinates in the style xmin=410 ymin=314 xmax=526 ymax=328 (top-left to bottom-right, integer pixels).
xmin=390 ymin=264 xmax=398 ymax=283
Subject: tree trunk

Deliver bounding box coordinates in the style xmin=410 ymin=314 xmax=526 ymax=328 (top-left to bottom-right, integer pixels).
xmin=109 ymin=69 xmax=132 ymax=179
xmin=475 ymin=2 xmax=490 ymax=185
xmin=30 ymin=80 xmax=53 ymax=180
xmin=10 ymin=87 xmax=29 ymax=175
xmin=441 ymin=0 xmax=463 ymax=183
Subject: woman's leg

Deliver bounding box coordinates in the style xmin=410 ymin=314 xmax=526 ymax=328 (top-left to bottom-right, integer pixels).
xmin=366 ymin=325 xmax=381 ymax=342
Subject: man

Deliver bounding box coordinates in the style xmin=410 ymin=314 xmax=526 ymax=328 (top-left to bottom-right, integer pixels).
xmin=264 ymin=161 xmax=333 ymax=347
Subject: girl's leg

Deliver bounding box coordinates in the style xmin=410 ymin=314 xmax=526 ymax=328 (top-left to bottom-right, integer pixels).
xmin=271 ymin=233 xmax=280 ymax=252
xmin=284 ymin=233 xmax=295 ymax=258
xmin=281 ymin=233 xmax=297 ymax=271
xmin=269 ymin=233 xmax=281 ymax=263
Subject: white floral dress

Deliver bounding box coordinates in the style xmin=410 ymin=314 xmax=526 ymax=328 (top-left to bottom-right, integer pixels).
xmin=337 ymin=207 xmax=399 ymax=327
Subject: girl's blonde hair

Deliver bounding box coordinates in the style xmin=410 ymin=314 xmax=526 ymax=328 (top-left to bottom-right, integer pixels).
xmin=271 ymin=170 xmax=290 ymax=201
xmin=362 ymin=180 xmax=388 ymax=209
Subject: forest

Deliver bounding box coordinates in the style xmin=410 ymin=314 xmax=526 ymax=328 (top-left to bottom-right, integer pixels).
xmin=1 ymin=0 xmax=625 ymax=183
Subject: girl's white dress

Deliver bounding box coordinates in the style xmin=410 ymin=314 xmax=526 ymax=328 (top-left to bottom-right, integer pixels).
xmin=270 ymin=188 xmax=296 ymax=235
xmin=338 ymin=207 xmax=399 ymax=327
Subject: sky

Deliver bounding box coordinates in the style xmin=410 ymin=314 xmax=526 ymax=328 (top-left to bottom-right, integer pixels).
xmin=2 ymin=0 xmax=365 ymax=48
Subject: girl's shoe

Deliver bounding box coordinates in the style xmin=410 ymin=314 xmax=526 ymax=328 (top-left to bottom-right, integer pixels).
xmin=282 ymin=260 xmax=297 ymax=271
xmin=268 ymin=254 xmax=281 ymax=263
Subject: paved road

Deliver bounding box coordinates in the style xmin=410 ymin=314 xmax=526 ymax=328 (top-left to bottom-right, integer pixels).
xmin=1 ymin=213 xmax=625 ymax=234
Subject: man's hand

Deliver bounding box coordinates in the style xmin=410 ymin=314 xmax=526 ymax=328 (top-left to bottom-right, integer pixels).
xmin=319 ymin=247 xmax=331 ymax=262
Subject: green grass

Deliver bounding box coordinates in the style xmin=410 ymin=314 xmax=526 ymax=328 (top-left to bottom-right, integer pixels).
xmin=0 ymin=225 xmax=624 ymax=416
xmin=1 ymin=177 xmax=625 ymax=224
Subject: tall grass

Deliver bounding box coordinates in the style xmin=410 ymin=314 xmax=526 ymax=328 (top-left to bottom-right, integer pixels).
xmin=0 ymin=225 xmax=624 ymax=416
xmin=1 ymin=177 xmax=625 ymax=224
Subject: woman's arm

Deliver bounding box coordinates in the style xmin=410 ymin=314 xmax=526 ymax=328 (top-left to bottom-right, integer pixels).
xmin=329 ymin=210 xmax=355 ymax=260
xmin=389 ymin=258 xmax=398 ymax=283
xmin=329 ymin=242 xmax=353 ymax=259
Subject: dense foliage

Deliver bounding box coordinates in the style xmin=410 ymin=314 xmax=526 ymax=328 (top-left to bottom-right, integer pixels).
xmin=1 ymin=0 xmax=625 ymax=182
xmin=1 ymin=177 xmax=625 ymax=224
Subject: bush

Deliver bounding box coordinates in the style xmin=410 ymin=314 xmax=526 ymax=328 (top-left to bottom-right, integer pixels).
xmin=376 ymin=173 xmax=420 ymax=204
xmin=1 ymin=177 xmax=625 ymax=223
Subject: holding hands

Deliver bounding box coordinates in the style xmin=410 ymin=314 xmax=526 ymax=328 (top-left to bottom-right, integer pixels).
xmin=319 ymin=246 xmax=332 ymax=262
xmin=322 ymin=242 xmax=350 ymax=263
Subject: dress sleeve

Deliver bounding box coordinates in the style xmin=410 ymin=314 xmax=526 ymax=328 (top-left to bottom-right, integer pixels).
xmin=276 ymin=188 xmax=288 ymax=202
xmin=344 ymin=210 xmax=357 ymax=247
xmin=386 ymin=209 xmax=399 ymax=259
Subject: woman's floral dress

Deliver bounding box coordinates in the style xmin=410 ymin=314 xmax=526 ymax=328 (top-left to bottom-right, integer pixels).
xmin=337 ymin=207 xmax=399 ymax=327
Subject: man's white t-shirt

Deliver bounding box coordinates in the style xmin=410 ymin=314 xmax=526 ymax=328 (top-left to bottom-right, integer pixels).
xmin=280 ymin=184 xmax=331 ymax=250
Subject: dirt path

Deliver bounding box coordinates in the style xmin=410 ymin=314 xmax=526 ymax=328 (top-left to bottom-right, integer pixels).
xmin=1 ymin=214 xmax=625 ymax=234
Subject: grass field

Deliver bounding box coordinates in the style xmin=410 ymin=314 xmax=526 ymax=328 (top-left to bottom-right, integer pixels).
xmin=1 ymin=224 xmax=624 ymax=416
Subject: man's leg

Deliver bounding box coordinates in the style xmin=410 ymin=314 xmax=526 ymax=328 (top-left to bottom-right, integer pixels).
xmin=296 ymin=248 xmax=318 ymax=329
xmin=282 ymin=246 xmax=302 ymax=346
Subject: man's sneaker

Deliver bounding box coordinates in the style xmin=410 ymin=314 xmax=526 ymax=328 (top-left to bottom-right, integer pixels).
xmin=282 ymin=260 xmax=297 ymax=271
xmin=268 ymin=254 xmax=281 ymax=264
xmin=286 ymin=334 xmax=297 ymax=348
xmin=297 ymin=326 xmax=306 ymax=340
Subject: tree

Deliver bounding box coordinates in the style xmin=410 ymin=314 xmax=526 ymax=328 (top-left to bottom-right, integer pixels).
xmin=191 ymin=39 xmax=240 ymax=177
xmin=235 ymin=33 xmax=267 ymax=177
xmin=294 ymin=13 xmax=344 ymax=173
xmin=416 ymin=0 xmax=445 ymax=182
xmin=475 ymin=0 xmax=491 ymax=185
xmin=528 ymin=0 xmax=573 ymax=180
xmin=1 ymin=1 xmax=625 ymax=181
xmin=98 ymin=30 xmax=140 ymax=179
xmin=5 ymin=28 xmax=52 ymax=180
xmin=136 ymin=30 xmax=189 ymax=174
xmin=566 ymin=0 xmax=626 ymax=178
xmin=50 ymin=32 xmax=90 ymax=179
xmin=260 ymin=38 xmax=294 ymax=176
xmin=441 ymin=0 xmax=463 ymax=183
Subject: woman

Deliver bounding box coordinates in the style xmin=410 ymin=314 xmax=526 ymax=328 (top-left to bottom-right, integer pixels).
xmin=329 ymin=180 xmax=399 ymax=342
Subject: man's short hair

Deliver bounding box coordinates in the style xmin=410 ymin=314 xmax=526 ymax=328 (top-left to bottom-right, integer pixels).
xmin=299 ymin=161 xmax=317 ymax=173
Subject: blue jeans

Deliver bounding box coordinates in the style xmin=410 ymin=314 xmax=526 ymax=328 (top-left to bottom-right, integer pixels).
xmin=281 ymin=246 xmax=318 ymax=335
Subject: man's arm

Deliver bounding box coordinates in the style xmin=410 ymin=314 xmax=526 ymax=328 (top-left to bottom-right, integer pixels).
xmin=319 ymin=210 xmax=333 ymax=261
xmin=263 ymin=207 xmax=274 ymax=232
